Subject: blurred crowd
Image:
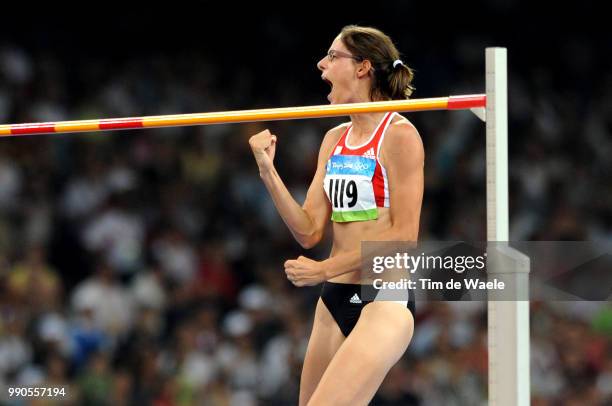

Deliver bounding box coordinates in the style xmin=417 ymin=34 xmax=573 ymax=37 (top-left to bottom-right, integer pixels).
xmin=0 ymin=11 xmax=611 ymax=406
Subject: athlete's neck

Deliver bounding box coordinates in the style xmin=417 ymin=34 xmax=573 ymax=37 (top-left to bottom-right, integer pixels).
xmin=348 ymin=112 xmax=387 ymax=140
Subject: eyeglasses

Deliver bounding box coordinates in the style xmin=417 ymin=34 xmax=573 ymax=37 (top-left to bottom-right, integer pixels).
xmin=326 ymin=49 xmax=363 ymax=62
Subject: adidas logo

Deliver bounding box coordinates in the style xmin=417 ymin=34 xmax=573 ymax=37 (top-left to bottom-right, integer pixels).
xmin=349 ymin=293 xmax=362 ymax=304
xmin=362 ymin=147 xmax=375 ymax=160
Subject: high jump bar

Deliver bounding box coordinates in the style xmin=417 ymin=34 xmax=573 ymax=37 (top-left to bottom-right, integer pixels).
xmin=0 ymin=95 xmax=485 ymax=137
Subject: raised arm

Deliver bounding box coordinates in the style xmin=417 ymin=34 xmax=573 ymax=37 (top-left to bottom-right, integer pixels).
xmin=249 ymin=126 xmax=344 ymax=248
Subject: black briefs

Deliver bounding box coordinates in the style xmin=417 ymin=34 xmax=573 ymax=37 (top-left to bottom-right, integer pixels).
xmin=320 ymin=281 xmax=416 ymax=337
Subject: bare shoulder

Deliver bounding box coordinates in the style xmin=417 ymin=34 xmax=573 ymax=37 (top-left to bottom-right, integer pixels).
xmin=319 ymin=121 xmax=350 ymax=156
xmin=381 ymin=115 xmax=424 ymax=162
xmin=324 ymin=121 xmax=350 ymax=144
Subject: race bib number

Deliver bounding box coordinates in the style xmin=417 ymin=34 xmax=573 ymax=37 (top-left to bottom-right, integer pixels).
xmin=324 ymin=155 xmax=378 ymax=222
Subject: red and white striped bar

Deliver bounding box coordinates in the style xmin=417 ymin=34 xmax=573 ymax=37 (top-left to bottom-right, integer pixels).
xmin=0 ymin=94 xmax=485 ymax=137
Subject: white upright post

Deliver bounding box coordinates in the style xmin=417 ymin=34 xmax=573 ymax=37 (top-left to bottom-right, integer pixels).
xmin=486 ymin=47 xmax=530 ymax=406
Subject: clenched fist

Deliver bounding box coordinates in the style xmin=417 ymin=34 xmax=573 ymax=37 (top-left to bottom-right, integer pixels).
xmin=249 ymin=129 xmax=277 ymax=173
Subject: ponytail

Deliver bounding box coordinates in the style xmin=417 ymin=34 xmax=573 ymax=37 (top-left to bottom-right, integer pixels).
xmin=388 ymin=62 xmax=415 ymax=99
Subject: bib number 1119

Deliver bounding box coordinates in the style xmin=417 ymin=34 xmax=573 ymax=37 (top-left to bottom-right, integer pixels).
xmin=328 ymin=179 xmax=357 ymax=208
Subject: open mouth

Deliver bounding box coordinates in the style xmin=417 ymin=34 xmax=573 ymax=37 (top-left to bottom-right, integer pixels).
xmin=322 ymin=76 xmax=333 ymax=101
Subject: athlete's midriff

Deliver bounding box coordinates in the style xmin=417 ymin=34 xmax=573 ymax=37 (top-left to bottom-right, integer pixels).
xmin=328 ymin=206 xmax=392 ymax=284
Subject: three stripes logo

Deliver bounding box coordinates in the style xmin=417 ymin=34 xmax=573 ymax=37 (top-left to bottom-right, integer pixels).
xmin=362 ymin=147 xmax=375 ymax=160
xmin=349 ymin=293 xmax=362 ymax=304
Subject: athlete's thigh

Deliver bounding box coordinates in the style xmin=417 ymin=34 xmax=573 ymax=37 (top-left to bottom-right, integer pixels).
xmin=299 ymin=297 xmax=346 ymax=406
xmin=307 ymin=301 xmax=414 ymax=406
